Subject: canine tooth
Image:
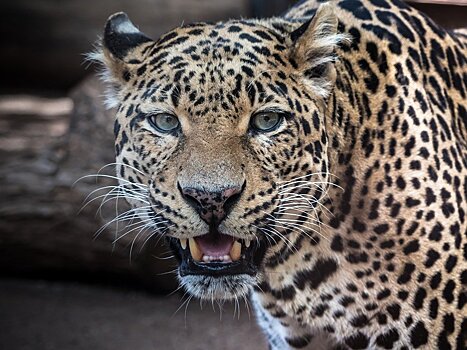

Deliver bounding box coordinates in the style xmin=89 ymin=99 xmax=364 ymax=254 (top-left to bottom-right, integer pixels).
xmin=244 ymin=239 xmax=251 ymax=248
xmin=230 ymin=241 xmax=242 ymax=261
xmin=180 ymin=239 xmax=187 ymax=250
xmin=189 ymin=238 xmax=203 ymax=262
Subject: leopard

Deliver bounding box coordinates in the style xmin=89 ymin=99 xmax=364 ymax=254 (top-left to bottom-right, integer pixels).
xmin=91 ymin=0 xmax=467 ymax=348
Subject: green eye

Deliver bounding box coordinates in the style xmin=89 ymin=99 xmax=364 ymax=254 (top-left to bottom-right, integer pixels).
xmin=149 ymin=113 xmax=180 ymax=132
xmin=251 ymin=111 xmax=283 ymax=132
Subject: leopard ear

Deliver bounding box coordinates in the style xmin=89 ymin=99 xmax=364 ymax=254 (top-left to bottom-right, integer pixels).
xmin=102 ymin=12 xmax=153 ymax=79
xmin=90 ymin=12 xmax=153 ymax=107
xmin=290 ymin=3 xmax=346 ymax=98
xmin=103 ymin=12 xmax=152 ymax=61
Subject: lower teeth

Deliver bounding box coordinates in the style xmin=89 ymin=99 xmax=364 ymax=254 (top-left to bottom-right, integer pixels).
xmin=202 ymin=255 xmax=232 ymax=262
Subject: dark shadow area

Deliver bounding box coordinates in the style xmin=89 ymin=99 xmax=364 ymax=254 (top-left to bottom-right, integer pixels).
xmin=0 ymin=278 xmax=267 ymax=350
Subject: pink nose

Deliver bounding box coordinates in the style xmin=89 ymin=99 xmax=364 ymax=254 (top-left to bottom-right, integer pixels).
xmin=180 ymin=185 xmax=243 ymax=224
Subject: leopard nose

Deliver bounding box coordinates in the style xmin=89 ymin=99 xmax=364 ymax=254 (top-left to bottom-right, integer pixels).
xmin=179 ymin=183 xmax=244 ymax=225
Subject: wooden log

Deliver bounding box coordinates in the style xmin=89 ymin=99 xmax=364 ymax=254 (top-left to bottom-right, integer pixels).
xmin=0 ymin=77 xmax=178 ymax=292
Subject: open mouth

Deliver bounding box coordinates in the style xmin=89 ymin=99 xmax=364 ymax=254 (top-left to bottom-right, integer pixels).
xmin=169 ymin=232 xmax=267 ymax=277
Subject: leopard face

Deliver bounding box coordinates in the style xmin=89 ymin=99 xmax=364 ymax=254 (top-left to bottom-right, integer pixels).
xmin=95 ymin=7 xmax=340 ymax=300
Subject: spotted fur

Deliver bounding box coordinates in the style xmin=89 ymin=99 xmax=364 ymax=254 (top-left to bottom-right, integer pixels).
xmin=94 ymin=0 xmax=467 ymax=348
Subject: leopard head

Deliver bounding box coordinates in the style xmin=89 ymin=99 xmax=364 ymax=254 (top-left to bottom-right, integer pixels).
xmin=95 ymin=4 xmax=344 ymax=300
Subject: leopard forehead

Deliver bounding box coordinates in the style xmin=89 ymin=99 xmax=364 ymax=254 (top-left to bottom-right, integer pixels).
xmin=132 ymin=27 xmax=291 ymax=124
xmin=115 ymin=22 xmax=315 ymax=126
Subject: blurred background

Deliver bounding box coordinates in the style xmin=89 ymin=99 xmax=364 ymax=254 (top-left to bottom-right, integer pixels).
xmin=0 ymin=0 xmax=465 ymax=349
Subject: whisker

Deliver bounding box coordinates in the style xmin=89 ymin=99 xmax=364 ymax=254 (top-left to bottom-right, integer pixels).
xmin=74 ymin=173 xmax=148 ymax=190
xmin=129 ymin=224 xmax=153 ymax=261
xmin=139 ymin=225 xmax=174 ymax=252
xmin=153 ymin=254 xmax=176 ymax=261
xmin=277 ymin=171 xmax=336 ymax=184
xmin=253 ymin=224 xmax=297 ymax=252
xmin=156 ymin=268 xmax=179 ymax=276
xmin=93 ymin=206 xmax=154 ymax=238
xmin=98 ymin=161 xmax=146 ymax=176
xmin=278 ymin=181 xmax=343 ymax=194
xmin=268 ymin=220 xmax=328 ymax=243
xmin=113 ymin=221 xmax=154 ymax=245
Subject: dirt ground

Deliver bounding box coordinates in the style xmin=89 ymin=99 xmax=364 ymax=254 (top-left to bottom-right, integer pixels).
xmin=0 ymin=278 xmax=268 ymax=350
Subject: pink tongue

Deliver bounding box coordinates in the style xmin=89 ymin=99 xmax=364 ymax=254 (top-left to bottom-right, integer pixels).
xmin=195 ymin=234 xmax=234 ymax=256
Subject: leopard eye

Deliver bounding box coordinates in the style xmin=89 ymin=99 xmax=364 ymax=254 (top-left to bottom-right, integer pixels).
xmin=148 ymin=113 xmax=180 ymax=133
xmin=251 ymin=111 xmax=283 ymax=132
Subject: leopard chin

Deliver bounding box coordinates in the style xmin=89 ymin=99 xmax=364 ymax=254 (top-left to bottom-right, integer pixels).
xmin=178 ymin=275 xmax=257 ymax=301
